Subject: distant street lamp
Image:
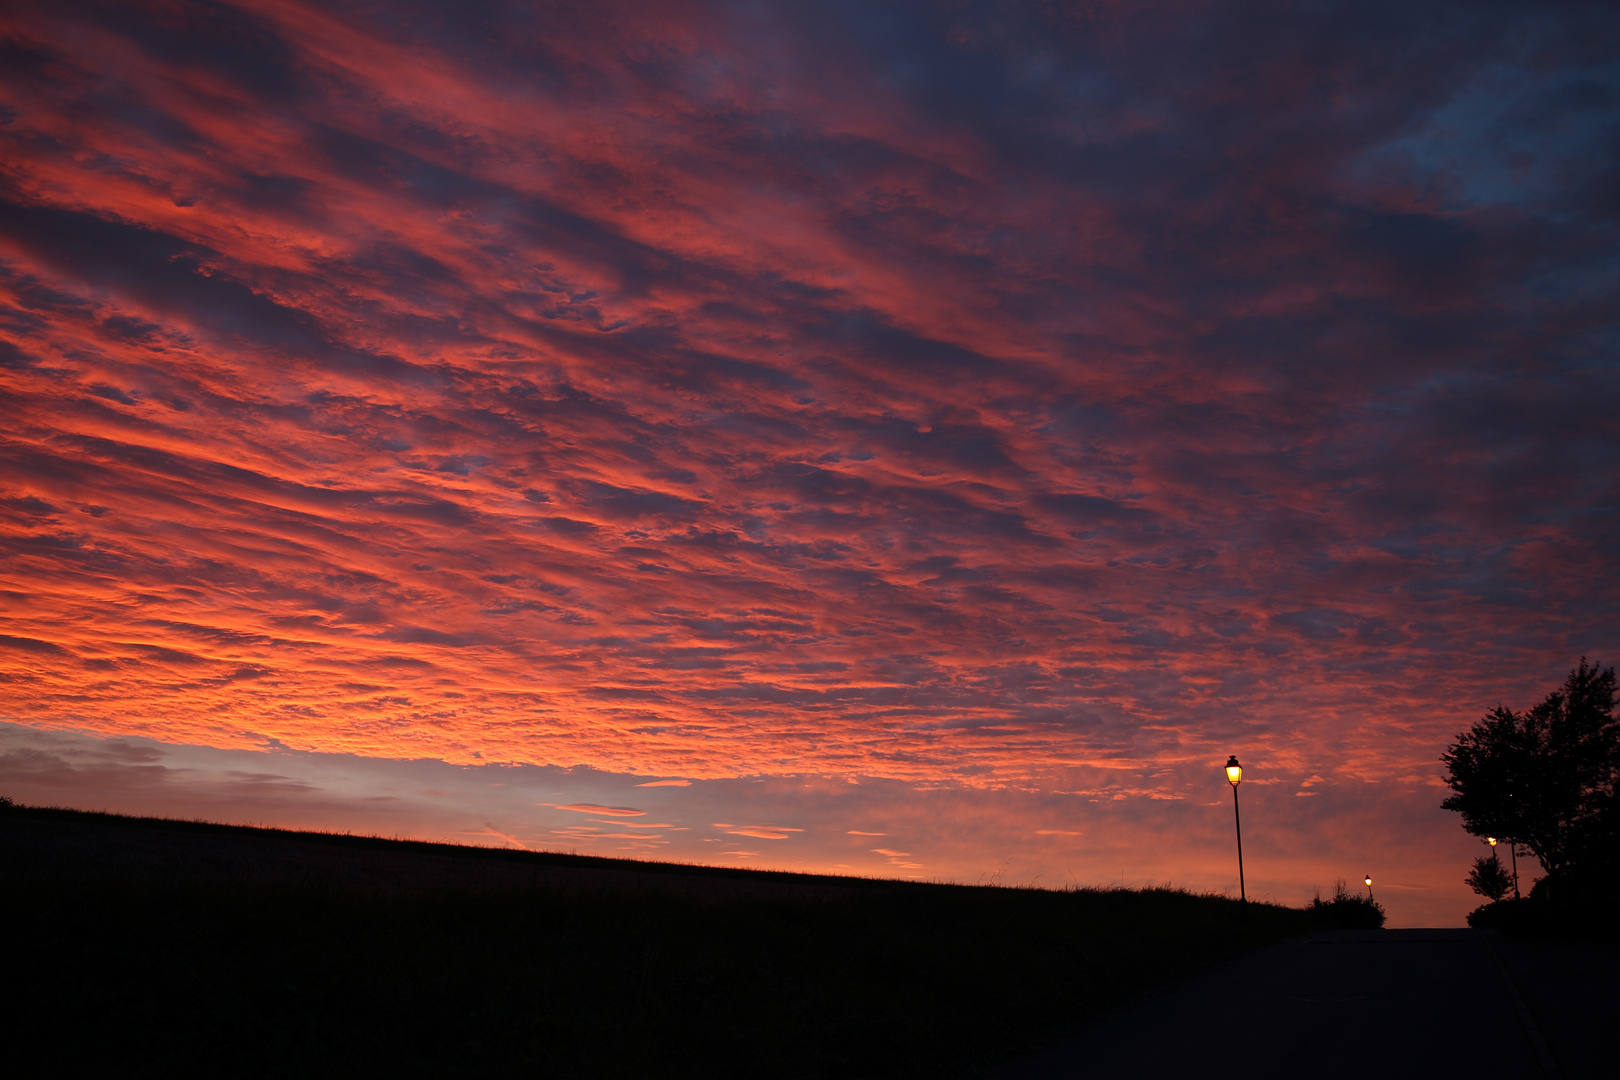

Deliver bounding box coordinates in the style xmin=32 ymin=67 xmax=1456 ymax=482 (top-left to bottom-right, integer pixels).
xmin=1488 ymin=836 xmax=1520 ymax=899
xmin=1364 ymin=874 xmax=1373 ymax=901
xmin=1225 ymin=755 xmax=1246 ymax=913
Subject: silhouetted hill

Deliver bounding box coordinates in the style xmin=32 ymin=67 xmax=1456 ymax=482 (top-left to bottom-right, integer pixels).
xmin=3 ymin=802 xmax=1312 ymax=1078
xmin=1 ymin=802 xmax=900 ymax=898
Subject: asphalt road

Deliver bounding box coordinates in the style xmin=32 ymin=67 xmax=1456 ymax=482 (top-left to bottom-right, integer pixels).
xmin=984 ymin=928 xmax=1617 ymax=1080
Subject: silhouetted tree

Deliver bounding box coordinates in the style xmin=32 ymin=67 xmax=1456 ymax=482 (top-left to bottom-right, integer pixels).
xmin=1465 ymin=854 xmax=1512 ymax=902
xmin=1441 ymin=659 xmax=1619 ymax=892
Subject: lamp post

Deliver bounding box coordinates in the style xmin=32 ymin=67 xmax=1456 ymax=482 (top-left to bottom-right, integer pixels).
xmin=1364 ymin=874 xmax=1373 ymax=901
xmin=1488 ymin=835 xmax=1519 ymax=899
xmin=1225 ymin=755 xmax=1246 ymax=914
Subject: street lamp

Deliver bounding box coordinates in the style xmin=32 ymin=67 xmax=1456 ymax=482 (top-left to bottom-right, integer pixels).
xmin=1488 ymin=836 xmax=1520 ymax=899
xmin=1364 ymin=874 xmax=1373 ymax=901
xmin=1225 ymin=755 xmax=1246 ymax=913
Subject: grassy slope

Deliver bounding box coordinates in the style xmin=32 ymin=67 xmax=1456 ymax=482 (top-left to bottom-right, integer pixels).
xmin=3 ymin=805 xmax=1314 ymax=1078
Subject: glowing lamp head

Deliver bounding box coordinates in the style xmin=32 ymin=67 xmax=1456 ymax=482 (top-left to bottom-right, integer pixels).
xmin=1364 ymin=875 xmax=1373 ymax=887
xmin=1488 ymin=836 xmax=1498 ymax=847
xmin=1225 ymin=755 xmax=1243 ymax=786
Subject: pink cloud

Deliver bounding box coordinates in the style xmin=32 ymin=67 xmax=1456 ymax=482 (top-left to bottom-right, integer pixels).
xmin=552 ymin=804 xmax=646 ymax=817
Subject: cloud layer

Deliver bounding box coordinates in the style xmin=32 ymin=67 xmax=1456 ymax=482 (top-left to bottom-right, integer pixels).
xmin=0 ymin=1 xmax=1616 ymax=844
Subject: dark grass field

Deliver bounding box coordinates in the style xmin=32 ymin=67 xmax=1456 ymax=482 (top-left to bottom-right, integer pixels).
xmin=4 ymin=804 xmax=1324 ymax=1078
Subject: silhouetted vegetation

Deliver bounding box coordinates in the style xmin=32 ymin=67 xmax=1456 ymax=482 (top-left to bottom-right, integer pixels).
xmin=1468 ymin=873 xmax=1620 ymax=942
xmin=2 ymin=803 xmax=1344 ymax=1078
xmin=1306 ymin=879 xmax=1386 ymax=929
xmin=1442 ymin=659 xmax=1619 ymax=916
xmin=1465 ymin=854 xmax=1512 ymax=902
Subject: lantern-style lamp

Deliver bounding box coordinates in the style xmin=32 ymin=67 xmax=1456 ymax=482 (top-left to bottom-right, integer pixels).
xmin=1488 ymin=836 xmax=1498 ymax=847
xmin=1224 ymin=755 xmax=1246 ymax=912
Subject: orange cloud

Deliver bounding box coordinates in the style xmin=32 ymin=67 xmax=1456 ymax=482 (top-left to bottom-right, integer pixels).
xmin=553 ymin=804 xmax=646 ymax=817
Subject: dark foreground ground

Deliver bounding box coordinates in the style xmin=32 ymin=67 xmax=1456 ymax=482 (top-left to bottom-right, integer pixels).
xmin=986 ymin=927 xmax=1619 ymax=1080
xmin=3 ymin=805 xmax=1316 ymax=1079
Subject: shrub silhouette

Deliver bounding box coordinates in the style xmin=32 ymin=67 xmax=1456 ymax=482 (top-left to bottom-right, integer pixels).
xmin=1468 ymin=870 xmax=1620 ymax=942
xmin=1308 ymin=878 xmax=1386 ymax=929
xmin=1465 ymin=854 xmax=1512 ymax=902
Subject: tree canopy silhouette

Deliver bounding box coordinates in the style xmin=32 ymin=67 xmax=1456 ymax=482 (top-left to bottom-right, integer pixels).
xmin=1441 ymin=659 xmax=1618 ymax=892
xmin=1465 ymin=855 xmax=1512 ymax=902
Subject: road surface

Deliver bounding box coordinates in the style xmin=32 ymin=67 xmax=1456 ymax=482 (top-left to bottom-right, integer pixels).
xmin=984 ymin=928 xmax=1616 ymax=1080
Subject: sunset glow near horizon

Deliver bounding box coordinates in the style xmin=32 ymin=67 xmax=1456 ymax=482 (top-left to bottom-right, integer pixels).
xmin=2 ymin=0 xmax=1616 ymax=926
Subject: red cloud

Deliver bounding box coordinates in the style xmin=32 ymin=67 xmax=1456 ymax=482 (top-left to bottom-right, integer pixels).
xmin=553 ymin=804 xmax=646 ymax=817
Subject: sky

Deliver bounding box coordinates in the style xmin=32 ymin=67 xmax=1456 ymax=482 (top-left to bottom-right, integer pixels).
xmin=1 ymin=0 xmax=1615 ymax=927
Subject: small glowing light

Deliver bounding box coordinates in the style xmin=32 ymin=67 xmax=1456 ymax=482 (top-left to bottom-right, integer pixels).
xmin=1364 ymin=875 xmax=1372 ymax=887
xmin=1225 ymin=755 xmax=1243 ymax=786
xmin=1488 ymin=836 xmax=1498 ymax=847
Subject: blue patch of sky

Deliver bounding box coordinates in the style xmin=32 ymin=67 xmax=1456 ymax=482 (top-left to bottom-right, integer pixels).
xmin=1353 ymin=57 xmax=1620 ymax=216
